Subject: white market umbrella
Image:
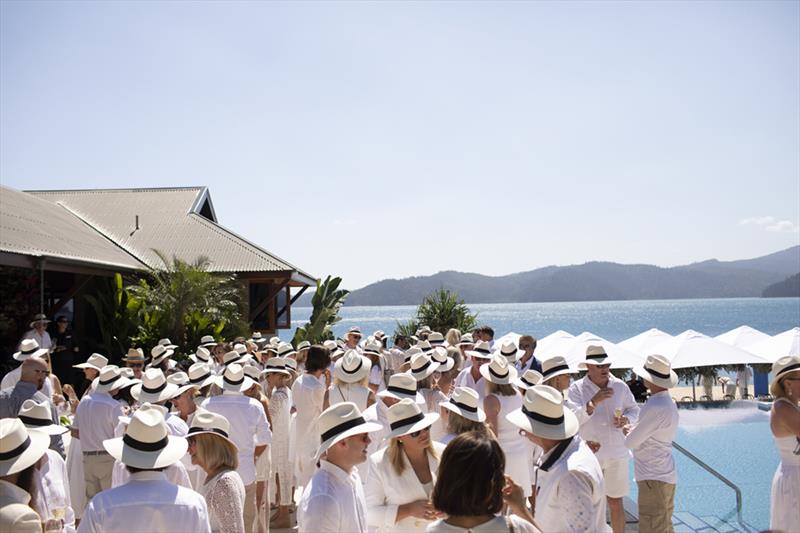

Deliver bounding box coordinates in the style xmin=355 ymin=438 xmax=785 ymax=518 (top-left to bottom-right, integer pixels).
xmin=535 ymin=330 xmax=574 ymax=359
xmin=745 ymin=327 xmax=800 ymax=363
xmin=714 ymin=325 xmax=771 ymax=350
xmin=649 ymin=329 xmax=771 ymax=370
xmin=618 ymin=328 xmax=674 ymax=357
xmin=560 ymin=331 xmax=644 ymax=369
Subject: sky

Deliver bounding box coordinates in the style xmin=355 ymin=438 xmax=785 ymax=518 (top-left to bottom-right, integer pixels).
xmin=1 ymin=1 xmax=799 ymax=290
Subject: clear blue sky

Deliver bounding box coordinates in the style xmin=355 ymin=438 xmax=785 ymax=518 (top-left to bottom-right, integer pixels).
xmin=2 ymin=1 xmax=798 ymax=289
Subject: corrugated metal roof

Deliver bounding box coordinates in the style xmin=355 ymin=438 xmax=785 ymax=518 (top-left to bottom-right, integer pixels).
xmin=18 ymin=187 xmax=313 ymax=282
xmin=0 ymin=186 xmax=145 ymax=270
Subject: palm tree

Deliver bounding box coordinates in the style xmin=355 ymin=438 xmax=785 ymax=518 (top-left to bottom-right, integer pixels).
xmin=396 ymin=288 xmax=478 ymax=337
xmin=292 ymin=276 xmax=349 ymax=345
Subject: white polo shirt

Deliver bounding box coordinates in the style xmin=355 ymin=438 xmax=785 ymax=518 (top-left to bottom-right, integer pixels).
xmin=453 ymin=366 xmax=487 ymax=402
xmin=624 ymin=390 xmax=679 ymax=484
xmin=298 ymin=460 xmax=368 ymax=533
xmin=74 ymin=391 xmax=124 ymax=452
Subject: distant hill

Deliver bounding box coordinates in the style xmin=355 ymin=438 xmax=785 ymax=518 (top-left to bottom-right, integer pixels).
xmin=763 ymin=273 xmax=800 ymax=297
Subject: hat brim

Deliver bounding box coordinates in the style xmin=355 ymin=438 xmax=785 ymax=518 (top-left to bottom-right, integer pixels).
xmin=25 ymin=423 xmax=69 ymax=436
xmin=187 ymin=428 xmax=239 ymax=451
xmin=387 ymin=412 xmax=440 ymax=439
xmin=377 ymin=389 xmax=425 ymax=404
xmin=541 ymin=367 xmax=575 ymax=383
xmin=73 ymin=362 xmax=103 ymax=371
xmin=499 ymin=350 xmax=524 ymax=363
xmin=506 ymin=406 xmax=579 ymax=440
xmin=29 ymin=319 xmax=51 ymax=329
xmin=465 ymin=350 xmax=493 ymax=360
xmin=188 ymin=354 xmax=210 ymax=364
xmin=433 ymin=357 xmax=455 ymax=373
xmin=262 ymin=368 xmax=291 ymax=377
xmin=14 ymin=348 xmax=49 ymax=362
xmin=439 ymin=400 xmax=486 ymax=423
xmin=130 ymin=382 xmax=181 ymax=402
xmin=200 ymin=341 xmax=218 ymax=348
xmin=0 ymin=428 xmax=50 ymax=476
xmin=479 ymin=364 xmax=519 ymax=385
xmin=315 ymin=421 xmax=383 ymax=461
xmin=578 ymin=357 xmax=611 ymax=369
xmin=513 ymin=371 xmax=544 ymax=390
xmin=104 ymin=435 xmax=188 ymax=469
xmin=94 ymin=375 xmax=134 ymax=393
xmin=632 ymin=365 xmax=678 ymax=389
xmin=409 ymin=360 xmax=441 ymax=381
xmin=188 ymin=376 xmax=217 ymax=390
xmin=333 ymin=358 xmax=371 ymax=384
xmin=215 ymin=375 xmax=256 ymax=393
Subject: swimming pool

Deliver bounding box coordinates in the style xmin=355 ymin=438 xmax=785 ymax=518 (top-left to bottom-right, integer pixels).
xmin=629 ymin=403 xmax=776 ymax=530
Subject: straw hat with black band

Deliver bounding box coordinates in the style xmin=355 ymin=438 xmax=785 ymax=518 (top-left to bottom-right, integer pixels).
xmin=314 ymin=402 xmax=382 ymax=461
xmin=123 ymin=348 xmax=145 ymax=363
xmin=514 ymin=369 xmax=544 ymax=390
xmin=577 ymin=345 xmax=611 ymax=369
xmin=407 ymin=352 xmax=440 ymax=381
xmin=439 ymin=386 xmax=486 ymax=423
xmin=632 ymin=354 xmax=678 ymax=389
xmin=0 ymin=418 xmax=50 ymax=476
xmin=377 ymin=373 xmax=424 ymax=403
xmin=334 ymin=350 xmax=370 ymax=383
xmin=497 ymin=341 xmax=523 ymax=363
xmin=187 ymin=362 xmax=216 ymax=389
xmin=465 ymin=340 xmax=493 ymax=360
xmin=103 ymin=408 xmax=187 ymax=469
xmin=770 ymin=355 xmax=800 ymax=397
xmin=93 ymin=365 xmax=130 ymax=394
xmin=74 ymin=353 xmax=109 ymax=371
xmin=149 ymin=344 xmax=174 ymax=368
xmin=187 ymin=409 xmax=238 ymax=449
xmin=13 ymin=339 xmax=49 ymax=362
xmin=216 ymin=363 xmax=254 ymax=393
xmin=540 ymin=356 xmax=574 ymax=382
xmin=386 ymin=398 xmax=440 ymax=439
xmin=506 ymin=385 xmax=579 ymax=440
xmin=131 ymin=368 xmax=180 ymax=403
xmin=480 ymin=353 xmax=519 ymax=385
xmin=429 ymin=346 xmax=455 ymax=373
xmin=18 ymin=399 xmax=68 ymax=436
xmin=29 ymin=313 xmax=51 ymax=329
xmin=199 ymin=335 xmax=217 ymax=348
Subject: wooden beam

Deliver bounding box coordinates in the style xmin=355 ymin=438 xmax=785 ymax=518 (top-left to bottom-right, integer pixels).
xmin=48 ymin=275 xmax=94 ymax=316
xmin=249 ymin=279 xmax=290 ymax=322
xmin=277 ymin=285 xmax=308 ymax=320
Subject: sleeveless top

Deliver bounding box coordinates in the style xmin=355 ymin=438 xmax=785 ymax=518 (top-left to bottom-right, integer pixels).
xmin=488 ymin=392 xmax=525 ymax=449
xmin=773 ymin=398 xmax=800 ymax=467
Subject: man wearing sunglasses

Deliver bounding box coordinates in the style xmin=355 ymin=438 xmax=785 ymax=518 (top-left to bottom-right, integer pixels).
xmin=123 ymin=348 xmax=146 ymax=379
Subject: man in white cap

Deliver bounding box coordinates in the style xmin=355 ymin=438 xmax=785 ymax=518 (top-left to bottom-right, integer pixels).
xmin=623 ymin=354 xmax=680 ymax=533
xmin=77 ymin=408 xmax=211 ymax=532
xmin=566 ymin=345 xmax=639 ymax=533
xmin=0 ymin=338 xmax=54 ymax=399
xmin=507 ymin=385 xmax=609 ymax=532
xmin=201 ymin=363 xmax=271 ymax=533
xmin=298 ymin=401 xmax=382 ymax=533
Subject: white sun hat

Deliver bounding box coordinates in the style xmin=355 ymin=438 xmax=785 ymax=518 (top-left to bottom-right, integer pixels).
xmin=73 ymin=353 xmax=108 ymax=371
xmin=187 ymin=362 xmax=216 ymax=389
xmin=415 ymin=340 xmax=434 ymax=354
xmin=506 ymin=385 xmax=579 ymax=440
xmin=479 ymin=353 xmax=519 ymax=385
xmin=403 ymin=346 xmax=423 ymax=365
xmin=315 ymin=401 xmax=382 ymax=461
xmin=429 ymin=346 xmax=455 ymax=373
xmin=407 ymin=353 xmax=440 ymax=381
xmin=465 ymin=340 xmax=493 ymax=360
xmin=18 ymin=399 xmax=68 ymax=436
xmin=458 ymin=333 xmax=475 ymax=346
xmin=362 ymin=340 xmax=383 ymax=357
xmin=577 ymin=345 xmax=611 ymax=369
xmin=221 ymin=350 xmax=244 ymax=366
xmin=13 ymin=339 xmax=49 ymax=361
xmin=284 ymin=357 xmax=298 ymax=373
xmin=103 ymin=407 xmax=187 ymax=469
xmin=633 ymin=354 xmax=678 ymax=389
xmin=496 ymin=341 xmax=523 ymax=363
xmin=386 ymin=398 xmax=440 ymax=439
xmin=157 ymin=338 xmax=178 ymax=350
xmin=514 ymin=369 xmax=544 ymax=390
xmin=427 ymin=332 xmax=446 ymax=346
xmin=189 ymin=347 xmax=211 ymax=364
xmin=297 ymin=340 xmax=311 ymax=351
xmin=540 ymin=356 xmax=574 ymax=382
xmin=187 ymin=409 xmax=238 ymax=450
xmin=93 ymin=365 xmax=128 ymax=393
xmin=262 ymin=357 xmax=291 ymax=377
xmin=377 ymin=373 xmax=424 ymax=403
xmin=28 ymin=313 xmax=51 ymax=329
xmin=334 ymin=350 xmax=371 ymax=383
xmin=0 ymin=418 xmax=50 ymax=476
xmin=242 ymin=364 xmax=261 ymax=382
xmin=216 ymin=363 xmax=255 ymax=393
xmin=199 ymin=335 xmax=217 ymax=348
xmin=149 ymin=344 xmax=174 ymax=368
xmin=770 ymin=355 xmax=800 ymax=397
xmin=439 ymin=387 xmax=486 ymax=423
xmin=276 ymin=342 xmax=297 ymax=358
xmin=131 ymin=368 xmax=180 ymax=403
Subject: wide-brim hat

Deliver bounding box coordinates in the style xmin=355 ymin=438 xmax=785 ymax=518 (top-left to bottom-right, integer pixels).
xmin=216 ymin=363 xmax=255 ymax=393
xmin=94 ymin=365 xmax=128 ymax=393
xmin=465 ymin=341 xmax=493 ymax=359
xmin=458 ymin=333 xmax=475 ymax=346
xmin=13 ymin=339 xmax=49 ymax=361
xmin=770 ymin=355 xmax=800 ymax=397
xmin=0 ymin=418 xmax=50 ymax=476
xmin=103 ymin=408 xmax=187 ymax=469
xmin=297 ymin=340 xmax=311 ymax=351
xmin=633 ymin=354 xmax=678 ymax=389
xmin=430 ymin=346 xmax=455 ymax=373
xmin=157 ymin=338 xmax=178 ymax=350
xmin=149 ymin=345 xmax=174 ymax=367
xmin=187 ymin=362 xmax=216 ymax=389
xmin=439 ymin=387 xmax=486 ymax=423
xmin=276 ymin=342 xmax=297 ymax=358
xmin=123 ymin=348 xmax=145 ymax=362
xmin=540 ymin=356 xmax=574 ymax=382
xmin=427 ymin=332 xmax=446 ymax=346
xmin=29 ymin=313 xmax=51 ymax=329
xmin=315 ymin=402 xmax=383 ymax=461
xmin=362 ymin=340 xmax=384 ymax=357
xmin=578 ymin=345 xmax=611 ymax=369
xmin=189 ymin=347 xmax=211 ymax=364
xmin=497 ymin=341 xmax=523 ymax=363
xmin=334 ymin=350 xmax=371 ymax=383
xmin=18 ymin=399 xmax=68 ymax=436
xmin=73 ymin=353 xmax=108 ymax=371
xmin=187 ymin=409 xmax=239 ymax=450
xmin=378 ymin=373 xmax=424 ymax=403
xmin=480 ymin=353 xmax=519 ymax=385
xmin=415 ymin=340 xmax=434 ymax=354
xmin=262 ymin=357 xmax=291 ymax=377
xmin=131 ymin=368 xmax=180 ymax=403
xmin=199 ymin=335 xmax=218 ymax=348
xmin=506 ymin=385 xmax=579 ymax=440
xmin=514 ymin=369 xmax=544 ymax=390
xmin=386 ymin=398 xmax=440 ymax=439
xmin=222 ymin=350 xmax=246 ymax=366
xmin=408 ymin=353 xmax=440 ymax=381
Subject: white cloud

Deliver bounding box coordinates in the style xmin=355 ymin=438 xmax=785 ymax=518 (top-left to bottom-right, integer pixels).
xmin=739 ymin=216 xmax=799 ymax=233
xmin=739 ymin=216 xmax=776 ymax=226
xmin=766 ymin=220 xmax=800 ymax=233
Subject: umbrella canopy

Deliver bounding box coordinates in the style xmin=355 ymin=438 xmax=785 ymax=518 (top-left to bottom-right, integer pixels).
xmin=744 ymin=327 xmax=800 ymax=363
xmin=714 ymin=325 xmax=771 ymax=350
xmin=535 ymin=330 xmax=574 ymax=359
xmin=560 ymin=331 xmax=644 ymax=369
xmin=649 ymin=329 xmax=771 ymax=369
xmin=618 ymin=328 xmax=674 ymax=356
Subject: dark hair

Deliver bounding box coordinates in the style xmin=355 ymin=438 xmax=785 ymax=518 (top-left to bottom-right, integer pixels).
xmin=305 ymin=345 xmax=331 ymax=372
xmin=431 ymin=431 xmax=505 ymax=516
xmin=480 ymin=326 xmax=495 ymax=340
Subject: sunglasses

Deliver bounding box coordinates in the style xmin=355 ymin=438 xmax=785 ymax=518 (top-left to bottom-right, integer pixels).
xmin=128 ymin=363 xmax=144 ymax=368
xmin=409 ymin=426 xmax=430 ymax=438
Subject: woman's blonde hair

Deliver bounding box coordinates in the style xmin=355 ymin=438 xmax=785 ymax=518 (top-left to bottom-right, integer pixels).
xmin=333 ymin=374 xmax=369 ymax=388
xmin=771 ymin=372 xmax=798 ymax=399
xmin=446 ymin=412 xmax=490 ymax=437
xmin=486 ymin=382 xmax=517 ymax=396
xmin=193 ymin=433 xmax=238 ymax=472
xmin=445 ymin=329 xmax=461 ymax=347
xmin=416 ymin=374 xmax=434 ymax=390
xmin=385 ymin=434 xmax=439 ymax=476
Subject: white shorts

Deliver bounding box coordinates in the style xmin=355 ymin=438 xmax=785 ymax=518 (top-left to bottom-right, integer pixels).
xmin=599 ymin=457 xmax=630 ymax=498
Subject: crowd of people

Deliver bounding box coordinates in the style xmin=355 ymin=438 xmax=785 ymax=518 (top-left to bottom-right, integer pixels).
xmin=0 ymin=317 xmax=798 ymax=533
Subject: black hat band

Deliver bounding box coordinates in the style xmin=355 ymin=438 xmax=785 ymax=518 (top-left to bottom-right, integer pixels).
xmin=387 ymin=385 xmax=416 ymax=396
xmin=412 ymin=360 xmax=432 ymax=374
xmin=20 ymin=347 xmax=40 ymax=355
xmin=123 ymin=433 xmax=169 ymax=452
xmin=189 ymin=372 xmax=212 ymax=384
xmin=586 ymin=352 xmax=607 ymax=361
xmin=224 ymin=375 xmax=245 ymax=386
xmin=188 ymin=426 xmax=229 ymax=439
xmin=19 ymin=415 xmax=51 ymax=427
xmin=542 ymin=364 xmax=570 ymax=379
xmin=0 ymin=436 xmax=31 ymax=460
xmin=342 ymin=359 xmax=363 ymax=375
xmin=489 ymin=366 xmax=509 ymax=380
xmin=142 ymin=381 xmax=168 ymax=394
xmin=390 ymin=412 xmax=425 ymax=431
xmin=100 ymin=374 xmax=121 ymax=386
xmin=644 ymin=366 xmax=671 ymax=380
xmin=777 ymin=363 xmax=800 ymax=378
xmin=449 ymin=398 xmax=477 ymax=413
xmin=320 ymin=416 xmax=367 ymax=442
xmin=522 ymin=406 xmax=564 ymax=426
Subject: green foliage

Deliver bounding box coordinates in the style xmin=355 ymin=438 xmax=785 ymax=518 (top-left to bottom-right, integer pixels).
xmin=292 ymin=276 xmax=349 ymax=345
xmin=395 ymin=288 xmax=478 ymax=338
xmin=84 ymin=273 xmax=139 ymax=360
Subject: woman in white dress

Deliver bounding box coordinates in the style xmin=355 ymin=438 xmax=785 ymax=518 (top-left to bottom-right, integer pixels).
xmin=187 ymin=410 xmax=246 ymax=533
xmin=325 ymin=350 xmax=374 ymax=411
xmin=263 ymin=357 xmax=293 ymax=529
xmin=290 ymin=345 xmax=331 ymax=488
xmin=243 ymin=364 xmax=271 ymax=533
xmin=366 ymin=399 xmax=446 ymax=532
xmin=768 ymin=355 xmax=800 ymax=532
xmin=409 ymin=351 xmax=448 ymax=440
xmin=364 ymin=340 xmax=387 ymax=394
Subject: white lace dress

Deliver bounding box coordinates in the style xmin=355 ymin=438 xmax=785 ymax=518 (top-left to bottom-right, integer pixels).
xmin=201 ymin=469 xmax=246 ymax=533
xmin=268 ymin=386 xmax=293 ymax=505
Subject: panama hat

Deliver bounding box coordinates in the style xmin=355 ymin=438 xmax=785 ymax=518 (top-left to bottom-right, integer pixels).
xmin=103 ymin=407 xmax=187 ymax=469
xmin=416 ymin=326 xmax=432 ymax=336
xmin=497 ymin=341 xmax=523 ymax=363
xmin=94 ymin=365 xmax=128 ymax=393
xmin=242 ymin=364 xmax=261 ymax=382
xmin=439 ymin=387 xmax=486 ymax=423
xmin=386 ymin=398 xmax=440 ymax=439
xmin=187 ymin=362 xmax=216 ymax=389
xmin=323 ymin=340 xmax=338 ymax=351
xmin=373 ymin=330 xmax=386 ymax=341
xmin=29 ymin=313 xmax=51 ymax=329
xmin=506 ymin=385 xmax=579 ymax=440
xmin=577 ymin=345 xmax=611 ymax=369
xmin=633 ymin=354 xmax=678 ymax=389
xmin=262 ymin=357 xmax=291 ymax=377
xmin=770 ymin=355 xmax=800 ymax=397
xmin=13 ymin=339 xmax=49 ymax=361
xmin=0 ymin=418 xmax=50 ymax=476
xmin=334 ymin=350 xmax=370 ymax=383
xmin=223 ymin=350 xmax=245 ymax=366
xmin=315 ymin=402 xmax=382 ymax=460
xmin=407 ymin=352 xmax=440 ymax=381
xmin=514 ymin=369 xmax=544 ymax=390
xmin=540 ymin=356 xmax=574 ymax=382
xmin=18 ymin=399 xmax=68 ymax=436
xmin=276 ymin=342 xmax=297 ymax=358
xmin=167 ymin=372 xmax=189 ymax=386
xmin=187 ymin=409 xmax=238 ymax=449
xmin=415 ymin=340 xmax=434 ymax=354
xmin=157 ymin=338 xmax=178 ymax=350
xmin=233 ymin=343 xmax=248 ymax=356
xmin=377 ymin=373 xmax=424 ymax=403
xmin=458 ymin=333 xmax=475 ymax=346
xmin=216 ymin=363 xmax=254 ymax=393
xmin=189 ymin=347 xmax=211 ymax=364
xmin=131 ymin=368 xmax=180 ymax=403
xmin=346 ymin=326 xmax=363 ymax=338
xmin=297 ymin=340 xmax=311 ymax=351
xmin=74 ymin=353 xmax=109 ymax=371
xmin=249 ymin=331 xmax=265 ymax=343
xmin=284 ymin=357 xmax=298 ymax=373
xmin=123 ymin=348 xmax=145 ymax=362
xmin=465 ymin=340 xmax=493 ymax=360
xmin=428 ymin=332 xmax=446 ymax=346
xmin=480 ymin=353 xmax=519 ymax=385
xmin=149 ymin=344 xmax=174 ymax=368
xmin=430 ymin=346 xmax=455 ymax=372
xmin=199 ymin=335 xmax=217 ymax=348
xmin=403 ymin=346 xmax=423 ymax=365
xmin=362 ymin=339 xmax=383 ymax=357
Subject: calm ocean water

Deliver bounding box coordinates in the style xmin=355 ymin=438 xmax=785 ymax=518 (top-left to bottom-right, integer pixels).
xmin=284 ymin=297 xmax=800 ymax=343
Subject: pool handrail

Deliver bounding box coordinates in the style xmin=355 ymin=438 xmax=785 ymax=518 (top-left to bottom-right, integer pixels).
xmin=672 ymin=440 xmax=751 ymax=532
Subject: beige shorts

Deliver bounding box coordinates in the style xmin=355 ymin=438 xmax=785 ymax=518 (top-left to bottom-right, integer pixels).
xmin=599 ymin=457 xmax=630 ymax=498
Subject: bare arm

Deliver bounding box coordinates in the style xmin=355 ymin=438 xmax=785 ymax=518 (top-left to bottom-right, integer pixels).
xmin=483 ymin=394 xmax=501 ymax=436
xmin=773 ymin=401 xmax=800 ymax=438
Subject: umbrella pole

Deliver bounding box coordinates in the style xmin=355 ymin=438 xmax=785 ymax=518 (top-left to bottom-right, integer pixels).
xmin=692 ymin=374 xmax=696 ymax=401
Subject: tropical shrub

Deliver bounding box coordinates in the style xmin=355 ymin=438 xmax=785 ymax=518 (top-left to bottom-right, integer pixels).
xmin=292 ymin=276 xmax=349 ymax=345
xmin=395 ymin=289 xmax=478 ymax=338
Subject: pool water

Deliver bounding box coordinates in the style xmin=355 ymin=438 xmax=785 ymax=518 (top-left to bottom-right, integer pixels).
xmin=629 ymin=403 xmax=776 ymax=530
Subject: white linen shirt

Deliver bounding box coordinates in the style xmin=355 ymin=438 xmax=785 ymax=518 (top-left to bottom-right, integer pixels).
xmin=21 ymin=329 xmax=53 ymax=350
xmin=201 ymin=391 xmax=271 ymax=486
xmin=567 ymin=374 xmax=640 ymax=461
xmin=453 ymin=366 xmax=487 ymax=402
xmin=624 ymin=390 xmax=679 ymax=484
xmin=74 ymin=390 xmax=124 ymax=452
xmin=77 ymin=471 xmax=211 ymax=533
xmin=298 ymin=460 xmax=368 ymax=533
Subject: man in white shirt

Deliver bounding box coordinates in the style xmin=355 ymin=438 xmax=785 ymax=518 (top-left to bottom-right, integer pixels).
xmin=201 ymin=363 xmax=270 ymax=533
xmin=567 ymin=345 xmax=640 ymax=533
xmin=515 ymin=335 xmax=543 ymax=374
xmin=507 ymin=385 xmax=609 ymax=532
xmin=298 ymin=401 xmax=383 ymax=533
xmin=77 ymin=407 xmax=210 ymax=532
xmin=21 ymin=313 xmax=53 ymax=351
xmin=453 ymin=340 xmax=493 ymax=402
xmin=624 ymin=354 xmax=680 ymax=533
xmin=0 ymin=339 xmax=54 ymax=399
